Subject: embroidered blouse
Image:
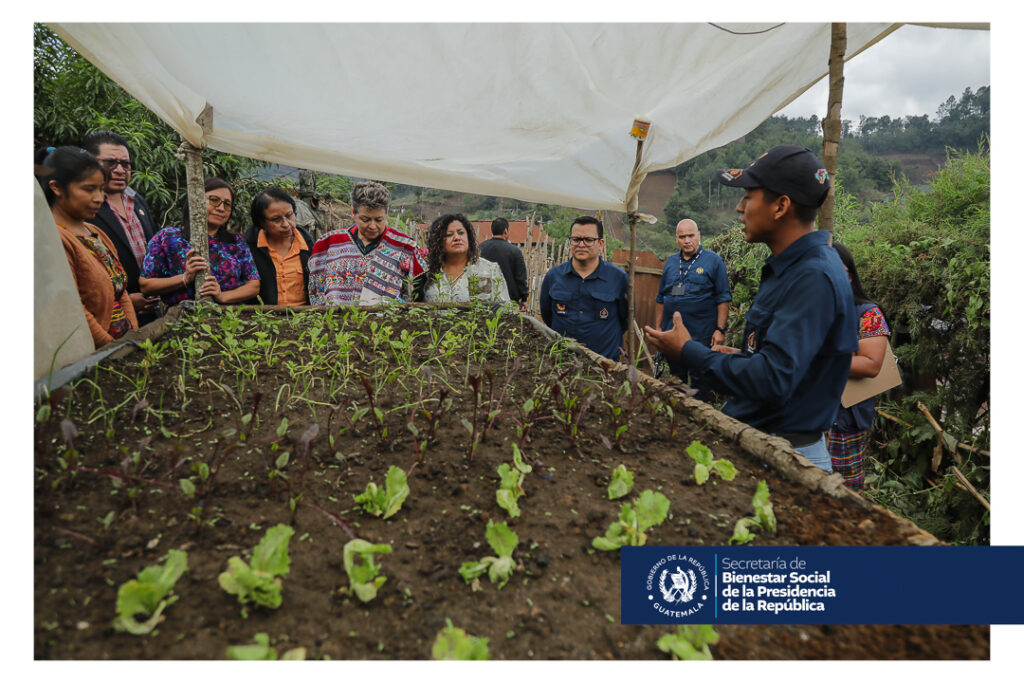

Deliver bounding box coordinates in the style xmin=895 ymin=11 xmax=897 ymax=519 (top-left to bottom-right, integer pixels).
xmin=141 ymin=227 xmax=259 ymax=305
xmin=423 ymin=258 xmax=511 ymax=303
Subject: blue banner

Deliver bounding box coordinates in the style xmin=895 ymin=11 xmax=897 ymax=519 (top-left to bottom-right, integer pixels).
xmin=620 ymin=546 xmax=1024 ymax=624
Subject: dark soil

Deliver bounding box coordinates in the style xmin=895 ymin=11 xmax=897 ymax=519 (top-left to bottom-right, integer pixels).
xmin=33 ymin=303 xmax=988 ymax=660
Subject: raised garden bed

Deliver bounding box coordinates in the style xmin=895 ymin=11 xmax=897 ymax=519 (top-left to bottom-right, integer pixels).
xmin=34 ymin=303 xmax=988 ymax=659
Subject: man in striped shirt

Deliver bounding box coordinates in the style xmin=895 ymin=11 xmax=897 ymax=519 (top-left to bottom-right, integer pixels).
xmin=308 ymin=181 xmax=426 ymax=304
xmin=82 ymin=130 xmax=161 ymax=325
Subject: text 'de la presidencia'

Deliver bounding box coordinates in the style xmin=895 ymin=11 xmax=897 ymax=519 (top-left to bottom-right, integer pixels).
xmin=620 ymin=546 xmax=1024 ymax=625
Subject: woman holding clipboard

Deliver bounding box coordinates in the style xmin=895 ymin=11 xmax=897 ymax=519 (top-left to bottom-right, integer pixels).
xmin=828 ymin=243 xmax=892 ymax=490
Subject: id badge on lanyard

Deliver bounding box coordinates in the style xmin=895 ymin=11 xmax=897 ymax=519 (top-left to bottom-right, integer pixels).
xmin=671 ymin=249 xmax=701 ymax=297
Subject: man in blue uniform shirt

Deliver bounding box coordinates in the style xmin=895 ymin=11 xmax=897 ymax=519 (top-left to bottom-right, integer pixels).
xmin=644 ymin=145 xmax=857 ymax=472
xmin=540 ymin=216 xmax=629 ymax=361
xmin=655 ymin=218 xmax=731 ymax=396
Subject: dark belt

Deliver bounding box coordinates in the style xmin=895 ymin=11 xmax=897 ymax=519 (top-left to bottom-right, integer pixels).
xmin=775 ymin=431 xmax=823 ymax=448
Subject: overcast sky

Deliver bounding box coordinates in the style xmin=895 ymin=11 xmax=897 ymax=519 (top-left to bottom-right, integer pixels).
xmin=778 ymin=24 xmax=990 ymax=125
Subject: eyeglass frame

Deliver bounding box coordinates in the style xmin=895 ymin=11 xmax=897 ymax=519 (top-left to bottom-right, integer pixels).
xmin=263 ymin=211 xmax=296 ymax=227
xmin=206 ymin=195 xmax=233 ymax=210
xmin=569 ymin=236 xmax=601 ymax=245
xmin=97 ymin=158 xmax=132 ymax=170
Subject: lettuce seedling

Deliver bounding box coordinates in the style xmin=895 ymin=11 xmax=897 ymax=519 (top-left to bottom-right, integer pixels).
xmin=343 ymin=539 xmax=393 ymax=602
xmin=495 ymin=446 xmax=531 ymax=518
xmin=353 ymin=465 xmax=409 ymax=519
xmin=656 ymin=624 xmax=720 ymax=660
xmin=227 ymin=632 xmax=306 ymax=660
xmin=686 ymin=440 xmax=738 ymax=485
xmin=113 ymin=549 xmax=188 ymax=635
xmin=607 ymin=464 xmax=635 ymax=500
xmin=218 ymin=524 xmax=294 ymax=609
xmin=458 ymin=520 xmax=518 ymax=589
xmin=432 ymin=618 xmax=490 ymax=660
xmin=729 ymin=480 xmax=777 ymax=545
xmin=592 ymin=490 xmax=670 ymax=550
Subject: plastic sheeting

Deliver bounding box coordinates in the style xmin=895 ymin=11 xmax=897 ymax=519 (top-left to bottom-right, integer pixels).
xmin=52 ymin=22 xmax=901 ymax=211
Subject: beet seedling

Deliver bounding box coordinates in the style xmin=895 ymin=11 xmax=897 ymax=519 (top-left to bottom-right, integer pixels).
xmin=343 ymin=539 xmax=393 ymax=602
xmin=218 ymin=524 xmax=294 ymax=611
xmin=458 ymin=520 xmax=519 ymax=589
xmin=113 ymin=549 xmax=188 ymax=635
xmin=686 ymin=440 xmax=738 ymax=485
xmin=353 ymin=465 xmax=409 ymax=519
xmin=592 ymin=490 xmax=670 ymax=550
xmin=432 ymin=619 xmax=490 ymax=660
xmin=730 ymin=480 xmax=777 ymax=545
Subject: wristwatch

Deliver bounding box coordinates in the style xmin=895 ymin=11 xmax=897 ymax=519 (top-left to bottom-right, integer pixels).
xmin=716 ymin=326 xmax=727 ymax=333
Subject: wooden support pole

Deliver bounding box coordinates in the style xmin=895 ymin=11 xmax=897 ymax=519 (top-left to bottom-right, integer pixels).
xmin=819 ymin=22 xmax=846 ymax=237
xmin=625 ymin=138 xmax=645 ymax=364
xmin=178 ymin=138 xmax=210 ymax=302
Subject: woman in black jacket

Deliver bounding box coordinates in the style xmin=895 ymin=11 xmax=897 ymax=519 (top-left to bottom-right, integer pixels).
xmin=244 ymin=187 xmax=315 ymax=305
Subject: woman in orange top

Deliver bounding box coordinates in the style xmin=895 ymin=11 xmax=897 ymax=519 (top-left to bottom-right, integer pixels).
xmin=39 ymin=146 xmax=138 ymax=348
xmin=243 ymin=187 xmax=314 ymax=305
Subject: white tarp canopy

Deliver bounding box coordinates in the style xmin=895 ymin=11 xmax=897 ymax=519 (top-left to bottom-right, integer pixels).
xmin=51 ymin=22 xmax=902 ymax=212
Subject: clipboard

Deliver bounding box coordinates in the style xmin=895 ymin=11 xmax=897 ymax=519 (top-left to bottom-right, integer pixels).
xmin=840 ymin=340 xmax=902 ymax=408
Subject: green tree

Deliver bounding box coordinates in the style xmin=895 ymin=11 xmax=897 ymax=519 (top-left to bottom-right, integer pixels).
xmin=34 ymin=24 xmax=266 ymax=230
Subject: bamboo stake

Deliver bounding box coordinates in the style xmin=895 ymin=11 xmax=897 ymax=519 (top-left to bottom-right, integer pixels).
xmin=877 ymin=409 xmax=912 ymax=427
xmin=917 ymin=401 xmax=964 ymax=468
xmin=819 ymin=22 xmax=846 ymax=237
xmin=631 ymin=319 xmax=656 ymax=375
xmin=950 ymin=466 xmax=991 ymax=511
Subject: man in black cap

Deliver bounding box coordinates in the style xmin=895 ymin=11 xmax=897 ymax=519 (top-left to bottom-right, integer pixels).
xmin=479 ymin=217 xmax=529 ymax=311
xmin=644 ymin=145 xmax=857 ymax=472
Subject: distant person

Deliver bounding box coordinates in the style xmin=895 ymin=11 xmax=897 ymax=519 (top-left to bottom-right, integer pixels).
xmin=81 ymin=130 xmax=161 ymax=325
xmin=654 ymin=218 xmax=731 ymax=397
xmin=38 ymin=146 xmax=138 ymax=348
xmin=308 ymin=181 xmax=426 ymax=304
xmin=244 ymin=187 xmax=314 ymax=306
xmin=540 ymin=216 xmax=628 ymax=361
xmin=479 ymin=217 xmax=529 ymax=311
xmin=645 ymin=145 xmax=857 ymax=471
xmin=827 ymin=243 xmax=891 ymax=490
xmin=139 ymin=177 xmax=260 ymax=305
xmin=420 ymin=213 xmax=510 ymax=303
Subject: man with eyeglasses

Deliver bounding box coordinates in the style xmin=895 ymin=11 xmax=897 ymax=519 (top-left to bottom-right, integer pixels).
xmin=82 ymin=130 xmax=160 ymax=325
xmin=539 ymin=216 xmax=628 ymax=361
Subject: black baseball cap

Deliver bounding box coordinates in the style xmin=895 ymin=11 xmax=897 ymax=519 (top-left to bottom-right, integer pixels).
xmin=716 ymin=145 xmax=831 ymax=207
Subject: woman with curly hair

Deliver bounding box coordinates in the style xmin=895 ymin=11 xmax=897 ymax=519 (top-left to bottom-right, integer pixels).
xmin=420 ymin=213 xmax=509 ymax=303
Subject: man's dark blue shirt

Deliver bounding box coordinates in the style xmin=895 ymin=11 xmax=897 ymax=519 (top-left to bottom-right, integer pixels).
xmin=679 ymin=230 xmax=857 ymax=433
xmin=656 ymin=247 xmax=731 ymax=344
xmin=540 ymin=258 xmax=628 ymax=361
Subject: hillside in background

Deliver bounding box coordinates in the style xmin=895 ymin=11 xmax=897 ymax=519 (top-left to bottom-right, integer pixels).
xmin=378 ymin=87 xmax=985 ymax=259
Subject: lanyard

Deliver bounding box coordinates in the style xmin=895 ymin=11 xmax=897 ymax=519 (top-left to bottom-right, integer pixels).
xmin=677 ymin=247 xmax=702 ymax=284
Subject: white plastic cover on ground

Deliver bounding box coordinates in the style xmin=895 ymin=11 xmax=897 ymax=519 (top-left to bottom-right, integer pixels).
xmin=52 ymin=22 xmax=899 ymax=211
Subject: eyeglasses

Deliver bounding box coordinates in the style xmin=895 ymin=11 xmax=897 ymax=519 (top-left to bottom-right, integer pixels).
xmin=206 ymin=196 xmax=233 ymax=210
xmin=97 ymin=158 xmax=132 ymax=170
xmin=569 ymin=236 xmax=600 ymax=245
xmin=264 ymin=212 xmax=295 ymax=226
